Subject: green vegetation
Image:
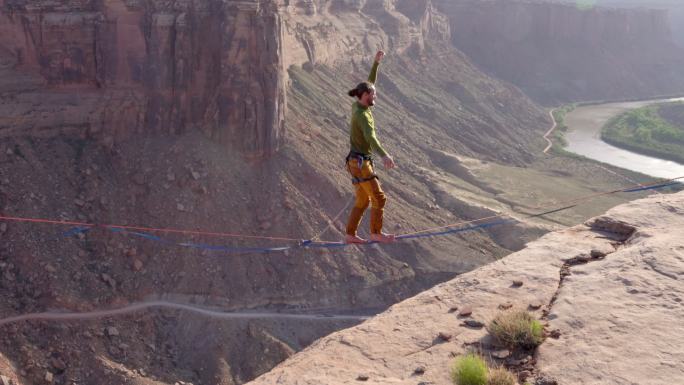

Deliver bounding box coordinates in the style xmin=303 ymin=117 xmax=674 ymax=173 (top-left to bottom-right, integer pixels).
xmin=487 ymin=367 xmax=518 ymax=385
xmin=601 ymin=102 xmax=684 ymax=164
xmin=575 ymin=0 xmax=597 ymax=11
xmin=448 ymin=310 xmax=545 ymax=385
xmin=450 ymin=354 xmax=518 ymax=385
xmin=451 ymin=354 xmax=488 ymax=385
xmin=488 ymin=310 xmax=544 ymax=350
xmin=550 ymin=104 xmax=577 ymax=154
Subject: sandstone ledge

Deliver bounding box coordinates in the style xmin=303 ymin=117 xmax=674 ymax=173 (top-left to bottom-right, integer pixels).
xmin=249 ymin=191 xmax=684 ymax=385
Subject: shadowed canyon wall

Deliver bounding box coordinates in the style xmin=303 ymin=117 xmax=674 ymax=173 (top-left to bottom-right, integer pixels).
xmin=435 ymin=0 xmax=684 ymax=104
xmin=594 ymin=0 xmax=684 ymax=48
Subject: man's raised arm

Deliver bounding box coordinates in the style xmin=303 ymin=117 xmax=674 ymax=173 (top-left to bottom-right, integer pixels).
xmin=368 ymin=50 xmax=384 ymax=83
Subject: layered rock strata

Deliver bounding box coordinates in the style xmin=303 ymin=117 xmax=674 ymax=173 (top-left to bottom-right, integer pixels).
xmin=0 ymin=0 xmax=286 ymax=157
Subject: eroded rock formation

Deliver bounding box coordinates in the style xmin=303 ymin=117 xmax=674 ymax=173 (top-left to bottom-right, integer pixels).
xmin=595 ymin=1 xmax=684 ymax=47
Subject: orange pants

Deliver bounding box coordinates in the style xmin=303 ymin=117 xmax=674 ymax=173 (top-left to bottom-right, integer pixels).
xmin=345 ymin=158 xmax=387 ymax=235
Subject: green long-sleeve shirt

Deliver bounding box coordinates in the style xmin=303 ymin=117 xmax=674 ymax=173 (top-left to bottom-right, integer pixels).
xmin=349 ymin=61 xmax=388 ymax=158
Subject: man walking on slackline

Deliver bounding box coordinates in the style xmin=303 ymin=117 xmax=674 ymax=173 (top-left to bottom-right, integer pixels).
xmin=345 ymin=50 xmax=397 ymax=244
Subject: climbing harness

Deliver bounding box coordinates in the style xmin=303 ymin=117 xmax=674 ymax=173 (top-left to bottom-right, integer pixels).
xmin=345 ymin=151 xmax=378 ymax=184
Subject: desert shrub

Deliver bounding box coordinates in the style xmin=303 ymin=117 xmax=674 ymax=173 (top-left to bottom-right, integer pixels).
xmin=488 ymin=367 xmax=517 ymax=385
xmin=451 ymin=353 xmax=488 ymax=385
xmin=488 ymin=310 xmax=543 ymax=350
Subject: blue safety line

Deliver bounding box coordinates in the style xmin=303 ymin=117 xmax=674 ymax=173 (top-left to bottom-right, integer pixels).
xmin=61 ymin=226 xmax=91 ymax=237
xmin=58 ymin=219 xmax=516 ymax=255
xmin=58 ymin=181 xmax=681 ymax=255
xmin=623 ymin=181 xmax=681 ymax=193
xmin=526 ymin=204 xmax=578 ymax=218
xmin=396 ymin=219 xmax=516 ymax=241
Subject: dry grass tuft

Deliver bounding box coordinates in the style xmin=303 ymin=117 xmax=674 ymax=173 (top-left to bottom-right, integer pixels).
xmin=487 ymin=366 xmax=517 ymax=385
xmin=488 ymin=310 xmax=543 ymax=350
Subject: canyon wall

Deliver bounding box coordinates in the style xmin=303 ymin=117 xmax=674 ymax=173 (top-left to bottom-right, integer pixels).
xmin=591 ymin=1 xmax=684 ymax=47
xmin=0 ymin=0 xmax=286 ymax=158
xmin=279 ymin=0 xmax=451 ymax=69
xmin=4 ymin=0 xmax=684 ymax=155
xmin=0 ymin=0 xmax=456 ymax=158
xmin=435 ymin=0 xmax=684 ymax=104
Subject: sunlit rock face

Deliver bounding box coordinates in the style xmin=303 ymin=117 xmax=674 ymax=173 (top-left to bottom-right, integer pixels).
xmin=434 ymin=0 xmax=684 ymax=104
xmin=249 ymin=191 xmax=684 ymax=385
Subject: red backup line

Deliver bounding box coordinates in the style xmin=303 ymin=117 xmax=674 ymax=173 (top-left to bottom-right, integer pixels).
xmin=0 ymin=176 xmax=682 ymax=244
xmin=0 ymin=215 xmax=303 ymax=242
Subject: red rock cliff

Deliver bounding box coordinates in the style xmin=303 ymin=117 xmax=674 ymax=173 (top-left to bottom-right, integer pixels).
xmin=0 ymin=0 xmax=455 ymax=157
xmin=0 ymin=0 xmax=286 ymax=158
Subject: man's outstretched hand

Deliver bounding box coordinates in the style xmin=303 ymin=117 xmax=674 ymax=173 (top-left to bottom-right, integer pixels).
xmin=375 ymin=50 xmax=385 ymax=63
xmin=382 ymin=155 xmax=396 ymax=170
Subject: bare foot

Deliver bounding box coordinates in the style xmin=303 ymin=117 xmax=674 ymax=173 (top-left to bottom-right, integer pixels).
xmin=370 ymin=233 xmax=396 ymax=243
xmin=345 ymin=234 xmax=368 ymax=244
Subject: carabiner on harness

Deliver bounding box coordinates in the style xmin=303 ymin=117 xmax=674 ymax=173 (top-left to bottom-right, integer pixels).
xmin=345 ymin=151 xmax=378 ymax=184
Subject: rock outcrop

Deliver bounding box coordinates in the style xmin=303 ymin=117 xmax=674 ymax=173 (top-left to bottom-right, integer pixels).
xmin=278 ymin=0 xmax=451 ymax=74
xmin=248 ymin=191 xmax=684 ymax=384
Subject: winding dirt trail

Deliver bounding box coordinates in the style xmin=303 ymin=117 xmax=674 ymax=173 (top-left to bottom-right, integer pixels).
xmin=543 ymin=108 xmax=557 ymax=154
xmin=0 ymin=300 xmax=370 ymax=327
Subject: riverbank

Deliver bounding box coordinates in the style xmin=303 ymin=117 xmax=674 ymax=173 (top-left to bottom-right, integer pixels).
xmin=556 ymin=98 xmax=684 ymax=179
xmin=601 ymin=102 xmax=684 ymax=164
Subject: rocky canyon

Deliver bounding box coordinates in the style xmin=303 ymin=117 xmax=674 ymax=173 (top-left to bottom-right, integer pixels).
xmin=1 ymin=1 xmax=683 ymax=384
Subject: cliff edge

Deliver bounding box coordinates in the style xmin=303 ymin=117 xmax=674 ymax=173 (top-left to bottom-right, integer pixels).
xmin=249 ymin=190 xmax=684 ymax=385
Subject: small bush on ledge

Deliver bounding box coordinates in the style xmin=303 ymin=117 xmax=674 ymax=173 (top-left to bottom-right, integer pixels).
xmin=488 ymin=310 xmax=543 ymax=350
xmin=451 ymin=353 xmax=488 ymax=385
